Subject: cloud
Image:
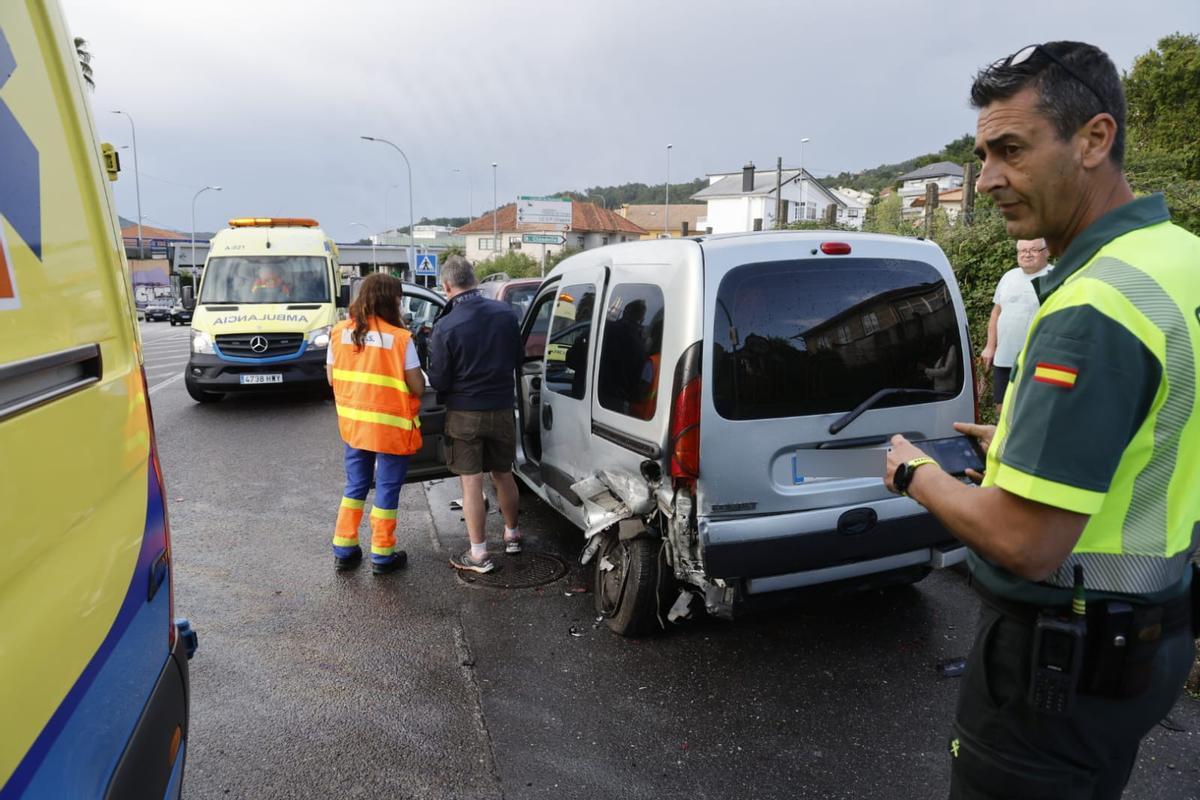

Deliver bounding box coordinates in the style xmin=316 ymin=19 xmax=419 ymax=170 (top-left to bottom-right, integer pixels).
xmin=61 ymin=0 xmax=1193 ymax=235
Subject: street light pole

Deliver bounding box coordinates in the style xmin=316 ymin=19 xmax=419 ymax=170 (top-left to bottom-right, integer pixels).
xmin=665 ymin=144 xmax=673 ymax=238
xmin=349 ymin=222 xmax=376 ymax=270
xmin=453 ymin=168 xmax=473 ymax=219
xmin=799 ymin=137 xmax=811 ymax=223
xmin=361 ymin=136 xmax=415 ymax=278
xmin=190 ymin=185 xmax=221 ymax=287
xmin=491 ymin=162 xmax=498 ymax=256
xmin=111 ymin=110 xmax=143 ymax=257
xmin=587 ymin=193 xmax=607 ymax=209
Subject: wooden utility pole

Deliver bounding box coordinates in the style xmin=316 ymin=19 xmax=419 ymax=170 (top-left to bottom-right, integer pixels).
xmin=923 ymin=182 xmax=939 ymax=238
xmin=775 ymin=157 xmax=784 ymax=229
xmin=962 ymin=162 xmax=977 ymax=226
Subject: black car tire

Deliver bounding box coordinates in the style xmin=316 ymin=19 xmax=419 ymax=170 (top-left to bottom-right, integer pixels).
xmin=593 ymin=533 xmax=662 ymax=638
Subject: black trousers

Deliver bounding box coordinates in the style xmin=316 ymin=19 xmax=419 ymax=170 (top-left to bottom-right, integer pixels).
xmin=949 ymin=603 xmax=1195 ymax=799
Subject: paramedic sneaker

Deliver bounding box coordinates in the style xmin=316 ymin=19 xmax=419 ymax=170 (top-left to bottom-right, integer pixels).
xmin=371 ymin=550 xmax=409 ymax=575
xmin=450 ymin=551 xmax=496 ymax=574
xmin=504 ymin=529 xmax=523 ymax=554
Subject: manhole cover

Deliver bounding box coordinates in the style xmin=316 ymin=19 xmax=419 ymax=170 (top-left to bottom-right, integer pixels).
xmin=455 ymin=550 xmax=568 ymax=589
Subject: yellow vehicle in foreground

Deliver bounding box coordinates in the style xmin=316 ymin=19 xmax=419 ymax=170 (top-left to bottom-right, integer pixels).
xmin=1 ymin=2 xmax=196 ymax=797
xmin=184 ymin=218 xmax=348 ymax=402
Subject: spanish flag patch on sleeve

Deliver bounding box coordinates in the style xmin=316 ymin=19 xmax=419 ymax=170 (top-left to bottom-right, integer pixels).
xmin=1033 ymin=362 xmax=1079 ymax=388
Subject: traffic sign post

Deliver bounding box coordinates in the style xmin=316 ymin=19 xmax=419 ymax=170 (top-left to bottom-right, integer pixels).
xmin=414 ymin=253 xmax=439 ymax=286
xmin=521 ymin=233 xmax=565 ymax=245
xmin=516 ymin=196 xmax=572 ymax=228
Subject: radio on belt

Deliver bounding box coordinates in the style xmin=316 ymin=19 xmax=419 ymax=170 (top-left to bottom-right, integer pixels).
xmin=1029 ymin=564 xmax=1087 ymax=715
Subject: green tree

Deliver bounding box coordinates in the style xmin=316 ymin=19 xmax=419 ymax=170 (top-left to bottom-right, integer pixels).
xmin=863 ymin=193 xmax=911 ymax=235
xmin=545 ymin=246 xmax=581 ymax=271
xmin=1123 ymin=33 xmax=1200 ymax=235
xmin=476 ymin=251 xmax=540 ymax=280
xmin=439 ymin=243 xmax=465 ymax=261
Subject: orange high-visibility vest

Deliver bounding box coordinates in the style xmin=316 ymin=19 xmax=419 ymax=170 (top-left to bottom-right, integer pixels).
xmin=331 ymin=318 xmax=423 ymax=456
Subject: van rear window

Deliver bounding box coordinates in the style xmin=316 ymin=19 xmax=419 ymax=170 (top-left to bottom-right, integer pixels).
xmin=712 ymin=258 xmax=963 ymax=420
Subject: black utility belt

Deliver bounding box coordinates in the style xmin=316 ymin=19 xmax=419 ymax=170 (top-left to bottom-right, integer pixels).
xmin=975 ymin=576 xmax=1195 ymax=707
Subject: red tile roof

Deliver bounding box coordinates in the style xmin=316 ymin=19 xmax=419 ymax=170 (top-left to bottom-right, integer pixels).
xmin=121 ymin=223 xmax=188 ymax=240
xmin=618 ymin=204 xmax=706 ymax=232
xmin=455 ymin=202 xmax=645 ymax=236
xmin=910 ymin=188 xmax=964 ymax=208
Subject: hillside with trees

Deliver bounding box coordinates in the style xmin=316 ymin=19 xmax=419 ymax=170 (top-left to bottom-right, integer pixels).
xmin=556 ymin=178 xmax=709 ymax=208
xmin=824 ymin=134 xmax=978 ymax=194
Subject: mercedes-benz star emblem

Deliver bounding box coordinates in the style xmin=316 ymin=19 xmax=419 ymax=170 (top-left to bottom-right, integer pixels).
xmin=249 ymin=336 xmax=269 ymax=353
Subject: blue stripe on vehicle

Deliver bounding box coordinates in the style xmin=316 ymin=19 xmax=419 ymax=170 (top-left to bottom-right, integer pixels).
xmin=213 ymin=340 xmax=308 ymax=364
xmin=0 ymin=465 xmax=170 ymax=799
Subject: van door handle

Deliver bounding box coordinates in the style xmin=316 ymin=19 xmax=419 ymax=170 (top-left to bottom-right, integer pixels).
xmin=542 ymin=404 xmax=553 ymax=430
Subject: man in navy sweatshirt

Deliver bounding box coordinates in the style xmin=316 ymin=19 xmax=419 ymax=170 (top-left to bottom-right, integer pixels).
xmin=427 ymin=256 xmax=524 ymax=573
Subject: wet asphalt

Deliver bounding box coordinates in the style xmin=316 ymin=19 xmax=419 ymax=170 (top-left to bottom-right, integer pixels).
xmin=140 ymin=322 xmax=1200 ymax=799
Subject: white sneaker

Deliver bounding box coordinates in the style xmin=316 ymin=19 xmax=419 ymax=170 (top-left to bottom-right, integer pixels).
xmin=451 ymin=551 xmax=496 ymax=574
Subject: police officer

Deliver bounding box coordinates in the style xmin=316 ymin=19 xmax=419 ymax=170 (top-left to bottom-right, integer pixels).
xmin=885 ymin=41 xmax=1200 ymax=799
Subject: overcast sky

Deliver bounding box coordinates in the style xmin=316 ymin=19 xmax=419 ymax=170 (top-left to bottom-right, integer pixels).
xmin=61 ymin=0 xmax=1196 ymax=239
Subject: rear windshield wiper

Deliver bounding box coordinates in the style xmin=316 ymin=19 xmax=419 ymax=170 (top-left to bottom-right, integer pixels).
xmin=828 ymin=388 xmax=954 ymax=435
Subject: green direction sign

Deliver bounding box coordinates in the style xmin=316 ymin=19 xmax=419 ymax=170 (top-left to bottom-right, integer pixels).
xmin=521 ymin=233 xmax=565 ymax=245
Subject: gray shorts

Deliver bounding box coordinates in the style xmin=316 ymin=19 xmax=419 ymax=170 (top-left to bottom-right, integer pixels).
xmin=444 ymin=409 xmax=516 ymax=475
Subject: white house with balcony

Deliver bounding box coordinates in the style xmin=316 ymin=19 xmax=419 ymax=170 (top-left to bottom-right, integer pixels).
xmin=691 ymin=163 xmax=844 ymax=234
xmin=896 ymin=161 xmax=964 ymax=217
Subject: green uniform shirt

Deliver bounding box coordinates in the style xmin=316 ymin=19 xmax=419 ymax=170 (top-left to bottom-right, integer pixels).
xmin=971 ymin=194 xmax=1200 ymax=606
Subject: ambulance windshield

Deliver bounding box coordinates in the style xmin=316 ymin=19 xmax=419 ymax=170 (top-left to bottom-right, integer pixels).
xmin=199 ymin=256 xmax=330 ymax=304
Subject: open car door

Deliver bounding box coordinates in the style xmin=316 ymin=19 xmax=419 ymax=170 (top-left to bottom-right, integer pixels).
xmin=397 ymin=283 xmax=454 ymax=482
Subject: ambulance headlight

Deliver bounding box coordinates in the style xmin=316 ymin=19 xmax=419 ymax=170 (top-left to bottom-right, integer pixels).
xmin=309 ymin=325 xmax=333 ymax=349
xmin=191 ymin=330 xmax=214 ymax=354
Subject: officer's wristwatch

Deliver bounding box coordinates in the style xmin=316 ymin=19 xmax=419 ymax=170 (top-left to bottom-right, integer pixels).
xmin=894 ymin=456 xmax=937 ymax=496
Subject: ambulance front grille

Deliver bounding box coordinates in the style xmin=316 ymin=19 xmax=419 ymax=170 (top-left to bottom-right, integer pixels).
xmin=215 ymin=333 xmax=304 ymax=359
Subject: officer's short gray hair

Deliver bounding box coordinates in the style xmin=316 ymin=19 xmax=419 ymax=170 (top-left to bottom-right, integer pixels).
xmin=441 ymin=256 xmax=477 ymax=290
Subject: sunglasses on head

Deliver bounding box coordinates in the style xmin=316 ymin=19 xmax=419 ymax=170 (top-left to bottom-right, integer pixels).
xmin=992 ymin=44 xmax=1105 ymax=107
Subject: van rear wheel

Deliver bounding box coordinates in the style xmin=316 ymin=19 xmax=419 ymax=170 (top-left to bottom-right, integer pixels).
xmin=185 ymin=377 xmax=223 ymax=403
xmin=593 ymin=533 xmax=662 ymax=638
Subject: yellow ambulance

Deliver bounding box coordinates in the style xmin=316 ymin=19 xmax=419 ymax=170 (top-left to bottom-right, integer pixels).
xmin=184 ymin=218 xmax=347 ymax=402
xmin=1 ymin=1 xmax=195 ymax=797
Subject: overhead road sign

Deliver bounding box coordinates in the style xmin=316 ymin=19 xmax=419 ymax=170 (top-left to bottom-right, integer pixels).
xmin=517 ymin=196 xmax=572 ymax=228
xmin=521 ymin=233 xmax=565 ymax=245
xmin=414 ymin=253 xmax=439 ymax=276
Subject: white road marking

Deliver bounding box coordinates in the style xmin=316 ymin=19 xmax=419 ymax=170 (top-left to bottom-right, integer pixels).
xmin=148 ymin=373 xmax=186 ymax=395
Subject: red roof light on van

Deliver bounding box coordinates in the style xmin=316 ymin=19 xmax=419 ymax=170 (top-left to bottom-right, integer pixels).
xmin=820 ymin=242 xmax=852 ymax=255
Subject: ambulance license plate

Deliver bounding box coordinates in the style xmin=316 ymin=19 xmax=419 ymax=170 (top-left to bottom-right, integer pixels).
xmin=241 ymin=374 xmax=282 ymax=384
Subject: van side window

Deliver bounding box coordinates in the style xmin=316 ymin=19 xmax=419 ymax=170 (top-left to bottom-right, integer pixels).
xmin=543 ymin=283 xmax=596 ymax=400
xmin=597 ymin=284 xmax=665 ymax=420
xmin=523 ymin=293 xmax=555 ymax=360
xmin=713 ymin=258 xmax=963 ymax=419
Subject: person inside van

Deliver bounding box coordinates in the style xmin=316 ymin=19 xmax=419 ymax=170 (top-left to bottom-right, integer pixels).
xmin=326 ymin=273 xmax=425 ymax=575
xmin=597 ymin=299 xmax=647 ymax=414
xmin=250 ymin=264 xmax=291 ymax=301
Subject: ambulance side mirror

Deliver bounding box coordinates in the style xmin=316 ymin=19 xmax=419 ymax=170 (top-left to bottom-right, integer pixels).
xmin=101 ymin=143 xmax=120 ymax=181
xmin=337 ymin=284 xmax=350 ymax=308
xmin=182 ymin=286 xmax=195 ymax=310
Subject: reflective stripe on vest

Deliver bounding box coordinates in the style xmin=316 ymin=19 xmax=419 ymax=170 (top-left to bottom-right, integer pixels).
xmin=1036 ymin=249 xmax=1200 ymax=595
xmin=332 ymin=319 xmax=423 ymax=456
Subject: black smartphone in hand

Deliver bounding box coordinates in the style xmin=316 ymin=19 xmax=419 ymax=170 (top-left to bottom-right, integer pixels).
xmin=910 ymin=435 xmax=985 ymax=476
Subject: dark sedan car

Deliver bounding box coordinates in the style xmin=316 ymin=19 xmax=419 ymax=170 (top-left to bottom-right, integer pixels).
xmin=170 ymin=304 xmax=192 ymax=326
xmin=144 ymin=302 xmax=172 ymax=322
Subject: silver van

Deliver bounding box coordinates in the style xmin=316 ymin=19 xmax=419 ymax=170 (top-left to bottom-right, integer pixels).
xmin=512 ymin=231 xmax=975 ymax=635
